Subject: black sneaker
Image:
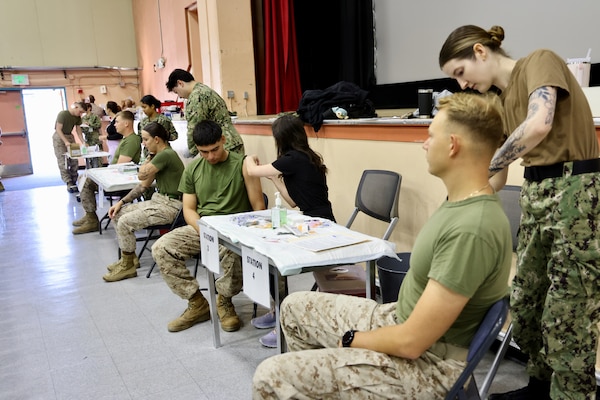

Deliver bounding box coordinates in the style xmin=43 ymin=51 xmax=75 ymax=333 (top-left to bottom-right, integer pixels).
xmin=67 ymin=184 xmax=79 ymax=193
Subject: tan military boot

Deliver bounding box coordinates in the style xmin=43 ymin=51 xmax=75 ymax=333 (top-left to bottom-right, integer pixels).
xmin=72 ymin=212 xmax=99 ymax=234
xmin=107 ymin=253 xmax=139 ymax=272
xmin=72 ymin=213 xmax=92 ymax=226
xmin=103 ymin=252 xmax=137 ymax=282
xmin=217 ymin=294 xmax=241 ymax=332
xmin=168 ymin=291 xmax=211 ymax=332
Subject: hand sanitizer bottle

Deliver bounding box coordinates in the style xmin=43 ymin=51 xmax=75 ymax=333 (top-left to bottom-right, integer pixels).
xmin=271 ymin=192 xmax=287 ymax=228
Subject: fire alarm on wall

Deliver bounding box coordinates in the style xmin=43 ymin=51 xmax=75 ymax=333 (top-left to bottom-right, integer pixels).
xmin=77 ymin=88 xmax=83 ymax=94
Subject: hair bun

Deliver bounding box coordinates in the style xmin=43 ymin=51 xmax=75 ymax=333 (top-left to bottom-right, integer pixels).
xmin=488 ymin=25 xmax=505 ymax=45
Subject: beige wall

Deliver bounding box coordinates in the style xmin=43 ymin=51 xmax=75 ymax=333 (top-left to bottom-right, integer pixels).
xmin=241 ymin=133 xmax=525 ymax=252
xmin=0 ymin=0 xmax=140 ymax=107
xmin=0 ymin=0 xmax=137 ymax=67
xmin=131 ymin=0 xmax=257 ymax=116
xmin=132 ymin=0 xmax=191 ymax=102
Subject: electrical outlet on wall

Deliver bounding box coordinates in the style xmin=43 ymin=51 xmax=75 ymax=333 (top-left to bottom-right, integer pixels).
xmin=100 ymin=85 xmax=107 ymax=94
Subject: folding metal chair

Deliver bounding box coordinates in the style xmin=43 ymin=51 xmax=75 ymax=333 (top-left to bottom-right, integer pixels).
xmin=312 ymin=169 xmax=402 ymax=296
xmin=445 ymin=297 xmax=510 ymax=400
xmin=476 ymin=185 xmax=522 ymax=396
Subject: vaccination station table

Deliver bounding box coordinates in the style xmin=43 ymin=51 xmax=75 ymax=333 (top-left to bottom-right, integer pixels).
xmin=84 ymin=164 xmax=140 ymax=207
xmin=198 ymin=209 xmax=397 ymax=352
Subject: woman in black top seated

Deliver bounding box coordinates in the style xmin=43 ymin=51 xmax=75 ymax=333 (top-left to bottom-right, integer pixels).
xmin=105 ymin=101 xmax=123 ymax=140
xmin=244 ymin=114 xmax=336 ymax=348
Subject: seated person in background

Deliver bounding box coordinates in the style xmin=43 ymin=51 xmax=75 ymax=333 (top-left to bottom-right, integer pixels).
xmin=245 ymin=114 xmax=336 ymax=348
xmin=138 ymin=94 xmax=178 ymax=141
xmin=102 ymin=122 xmax=184 ymax=282
xmin=72 ymin=111 xmax=141 ymax=235
xmin=252 ymin=92 xmax=512 ymax=399
xmin=152 ymin=120 xmax=265 ymax=333
xmin=82 ymin=102 xmax=103 ymax=168
xmin=105 ymin=101 xmax=123 ymax=141
xmin=88 ymin=95 xmax=105 ymax=118
xmin=121 ymin=98 xmax=136 ymax=113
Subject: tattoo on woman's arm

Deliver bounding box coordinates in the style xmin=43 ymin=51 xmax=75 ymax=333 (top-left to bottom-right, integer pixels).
xmin=530 ymin=86 xmax=556 ymax=126
xmin=489 ymin=86 xmax=556 ymax=175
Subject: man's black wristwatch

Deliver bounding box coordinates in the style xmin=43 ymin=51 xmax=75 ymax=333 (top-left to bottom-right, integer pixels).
xmin=342 ymin=330 xmax=357 ymax=347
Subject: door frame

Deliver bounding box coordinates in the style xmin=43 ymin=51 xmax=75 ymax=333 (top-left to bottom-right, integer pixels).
xmin=21 ymin=87 xmax=68 ymax=176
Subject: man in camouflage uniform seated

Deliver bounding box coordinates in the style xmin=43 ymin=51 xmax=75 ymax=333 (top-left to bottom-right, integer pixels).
xmin=253 ymin=93 xmax=513 ymax=399
xmin=152 ymin=120 xmax=264 ymax=333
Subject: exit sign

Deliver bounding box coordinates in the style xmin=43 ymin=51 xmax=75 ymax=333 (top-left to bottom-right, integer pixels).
xmin=12 ymin=74 xmax=30 ymax=85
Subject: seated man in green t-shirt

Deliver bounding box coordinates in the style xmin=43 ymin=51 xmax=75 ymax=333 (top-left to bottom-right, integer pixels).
xmin=101 ymin=122 xmax=184 ymax=282
xmin=252 ymin=92 xmax=513 ymax=399
xmin=152 ymin=120 xmax=265 ymax=333
xmin=72 ymin=111 xmax=141 ymax=234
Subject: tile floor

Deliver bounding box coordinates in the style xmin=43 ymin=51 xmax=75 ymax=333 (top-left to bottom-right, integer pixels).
xmin=0 ymin=183 xmax=528 ymax=399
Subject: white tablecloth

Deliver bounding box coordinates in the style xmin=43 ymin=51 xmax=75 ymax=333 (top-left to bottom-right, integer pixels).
xmin=200 ymin=210 xmax=397 ymax=276
xmin=85 ymin=164 xmax=140 ymax=192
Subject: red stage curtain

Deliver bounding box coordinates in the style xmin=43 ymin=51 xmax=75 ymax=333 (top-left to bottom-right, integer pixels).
xmin=263 ymin=0 xmax=302 ymax=114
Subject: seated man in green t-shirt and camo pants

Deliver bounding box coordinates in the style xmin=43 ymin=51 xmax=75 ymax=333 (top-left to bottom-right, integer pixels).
xmin=253 ymin=92 xmax=513 ymax=399
xmin=152 ymin=120 xmax=265 ymax=333
xmin=72 ymin=111 xmax=141 ymax=234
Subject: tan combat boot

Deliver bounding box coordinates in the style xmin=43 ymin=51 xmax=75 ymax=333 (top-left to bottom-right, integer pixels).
xmin=217 ymin=294 xmax=241 ymax=332
xmin=102 ymin=252 xmax=137 ymax=282
xmin=107 ymin=253 xmax=140 ymax=272
xmin=72 ymin=212 xmax=99 ymax=234
xmin=72 ymin=213 xmax=92 ymax=226
xmin=168 ymin=291 xmax=211 ymax=332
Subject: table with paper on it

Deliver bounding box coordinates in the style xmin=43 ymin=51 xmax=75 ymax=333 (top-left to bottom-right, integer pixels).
xmin=199 ymin=209 xmax=397 ymax=277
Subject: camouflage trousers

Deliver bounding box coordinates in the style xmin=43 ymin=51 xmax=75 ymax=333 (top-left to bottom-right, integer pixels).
xmin=80 ymin=177 xmax=99 ymax=213
xmin=84 ymin=131 xmax=101 ymax=147
xmin=152 ymin=224 xmax=243 ymax=300
xmin=512 ymin=168 xmax=600 ymax=399
xmin=113 ymin=193 xmax=181 ymax=253
xmin=52 ymin=132 xmax=78 ymax=185
xmin=83 ymin=131 xmax=103 ymax=168
xmin=253 ymin=292 xmax=466 ymax=399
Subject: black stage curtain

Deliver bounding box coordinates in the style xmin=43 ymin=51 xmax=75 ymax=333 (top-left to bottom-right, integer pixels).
xmin=293 ymin=0 xmax=375 ymax=92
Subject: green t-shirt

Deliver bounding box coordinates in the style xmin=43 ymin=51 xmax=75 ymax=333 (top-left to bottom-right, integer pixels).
xmin=111 ymin=133 xmax=141 ymax=165
xmin=178 ymin=151 xmax=251 ymax=216
xmin=55 ymin=110 xmax=81 ymax=135
xmin=395 ymin=194 xmax=512 ymax=347
xmin=151 ymin=147 xmax=184 ymax=197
